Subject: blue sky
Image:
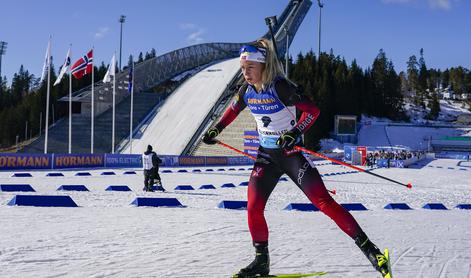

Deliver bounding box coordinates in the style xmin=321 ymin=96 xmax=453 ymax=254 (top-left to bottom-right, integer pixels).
xmin=0 ymin=0 xmax=469 ymax=84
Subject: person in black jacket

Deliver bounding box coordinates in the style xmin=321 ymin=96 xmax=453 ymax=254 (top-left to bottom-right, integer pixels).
xmin=142 ymin=145 xmax=164 ymax=192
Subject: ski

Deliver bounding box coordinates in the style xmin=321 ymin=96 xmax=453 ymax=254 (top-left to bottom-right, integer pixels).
xmin=383 ymin=248 xmax=392 ymax=278
xmin=231 ymin=271 xmax=327 ymax=278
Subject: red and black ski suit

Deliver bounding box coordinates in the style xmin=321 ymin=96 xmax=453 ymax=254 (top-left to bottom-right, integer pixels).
xmin=214 ymin=77 xmax=363 ymax=245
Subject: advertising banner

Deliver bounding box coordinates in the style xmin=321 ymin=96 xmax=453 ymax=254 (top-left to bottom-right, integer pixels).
xmin=0 ymin=153 xmax=52 ymax=170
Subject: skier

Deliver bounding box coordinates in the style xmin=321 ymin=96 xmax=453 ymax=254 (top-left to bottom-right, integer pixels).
xmin=142 ymin=145 xmax=165 ymax=192
xmin=202 ymin=38 xmax=391 ymax=277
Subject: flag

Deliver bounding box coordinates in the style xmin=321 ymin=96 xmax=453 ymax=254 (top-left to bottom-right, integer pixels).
xmin=71 ymin=49 xmax=93 ymax=79
xmin=103 ymin=54 xmax=116 ymax=83
xmin=54 ymin=47 xmax=71 ymax=86
xmin=40 ymin=39 xmax=51 ymax=84
xmin=128 ymin=63 xmax=133 ymax=93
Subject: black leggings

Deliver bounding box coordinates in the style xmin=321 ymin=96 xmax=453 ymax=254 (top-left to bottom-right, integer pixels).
xmin=247 ymin=147 xmax=362 ymax=244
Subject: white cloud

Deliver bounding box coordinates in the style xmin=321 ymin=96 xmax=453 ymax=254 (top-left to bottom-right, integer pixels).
xmin=428 ymin=0 xmax=452 ymax=10
xmin=94 ymin=27 xmax=110 ymax=39
xmin=381 ymin=0 xmax=459 ymax=10
xmin=179 ymin=23 xmax=206 ymax=44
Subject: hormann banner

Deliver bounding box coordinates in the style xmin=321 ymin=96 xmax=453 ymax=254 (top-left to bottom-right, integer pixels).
xmin=0 ymin=154 xmax=52 ymax=170
xmin=54 ymin=154 xmax=104 ymax=169
xmin=0 ymin=153 xmax=253 ymax=171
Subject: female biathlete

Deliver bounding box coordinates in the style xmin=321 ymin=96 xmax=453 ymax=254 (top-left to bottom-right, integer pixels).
xmin=202 ymin=38 xmax=391 ymax=278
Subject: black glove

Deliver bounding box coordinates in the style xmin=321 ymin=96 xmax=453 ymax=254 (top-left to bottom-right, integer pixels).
xmin=202 ymin=127 xmax=220 ymax=145
xmin=276 ymin=129 xmax=301 ymax=150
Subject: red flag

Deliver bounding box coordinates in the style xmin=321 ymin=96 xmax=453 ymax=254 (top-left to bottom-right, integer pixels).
xmin=71 ymin=49 xmax=93 ymax=79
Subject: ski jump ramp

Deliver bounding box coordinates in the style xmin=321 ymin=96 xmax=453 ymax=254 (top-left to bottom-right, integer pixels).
xmin=121 ymin=58 xmax=241 ymax=155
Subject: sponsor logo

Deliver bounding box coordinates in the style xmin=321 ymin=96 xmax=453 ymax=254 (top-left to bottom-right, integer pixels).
xmin=247 ymin=98 xmax=276 ymax=105
xmin=259 ymin=129 xmax=288 ymax=136
xmin=297 ymin=161 xmax=310 ymax=184
xmin=297 ymin=114 xmax=315 ymax=132
xmin=261 ymin=116 xmax=271 ymax=127
xmin=252 ymin=166 xmax=264 ymax=178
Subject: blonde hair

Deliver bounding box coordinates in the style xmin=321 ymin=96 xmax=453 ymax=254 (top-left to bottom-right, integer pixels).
xmin=252 ymin=38 xmax=284 ymax=90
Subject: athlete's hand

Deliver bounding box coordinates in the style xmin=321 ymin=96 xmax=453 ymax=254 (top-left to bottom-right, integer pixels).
xmin=202 ymin=127 xmax=221 ymax=145
xmin=276 ymin=129 xmax=301 ymax=150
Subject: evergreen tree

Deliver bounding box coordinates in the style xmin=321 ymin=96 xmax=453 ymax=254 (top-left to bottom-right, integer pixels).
xmin=138 ymin=52 xmax=144 ymax=63
xmin=427 ymin=91 xmax=440 ymax=120
xmin=150 ymin=48 xmax=157 ymax=58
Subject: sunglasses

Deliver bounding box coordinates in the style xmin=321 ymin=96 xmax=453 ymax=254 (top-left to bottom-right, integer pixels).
xmin=239 ymin=45 xmax=267 ymax=57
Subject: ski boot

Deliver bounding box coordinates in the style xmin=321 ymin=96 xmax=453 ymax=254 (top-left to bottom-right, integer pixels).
xmin=153 ymin=180 xmax=165 ymax=192
xmin=355 ymin=232 xmax=390 ymax=277
xmin=233 ymin=242 xmax=270 ymax=278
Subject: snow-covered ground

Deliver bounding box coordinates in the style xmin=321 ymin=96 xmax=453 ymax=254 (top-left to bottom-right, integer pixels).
xmin=405 ymin=99 xmax=471 ymax=124
xmin=121 ymin=58 xmax=241 ymax=155
xmin=1 ymin=157 xmax=471 ymax=277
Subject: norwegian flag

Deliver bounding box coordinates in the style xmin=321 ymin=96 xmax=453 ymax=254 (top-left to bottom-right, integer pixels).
xmin=71 ymin=49 xmax=93 ymax=79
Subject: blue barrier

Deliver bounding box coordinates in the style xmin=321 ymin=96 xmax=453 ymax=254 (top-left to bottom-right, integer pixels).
xmin=174 ymin=185 xmax=194 ymax=190
xmin=131 ymin=197 xmax=184 ymax=207
xmin=123 ymin=171 xmax=137 ymax=175
xmin=455 ymin=204 xmax=471 ymax=210
xmin=57 ymin=185 xmax=89 ymax=191
xmin=228 ymin=168 xmax=236 ymax=171
xmin=177 ymin=169 xmax=188 ymax=173
xmin=101 ymin=171 xmax=116 ymax=176
xmin=238 ymin=168 xmax=245 ymax=171
xmin=279 ymin=177 xmax=288 ymax=182
xmin=384 ymin=203 xmax=412 ymax=210
xmin=75 ymin=172 xmax=91 ymax=176
xmin=422 ymin=203 xmax=448 ymax=210
xmin=192 ymin=169 xmax=201 ymax=173
xmin=0 ymin=184 xmax=35 ymax=192
xmin=11 ymin=173 xmax=32 ymax=177
xmin=217 ymin=169 xmax=225 ymax=171
xmin=46 ymin=172 xmax=64 ymax=177
xmin=162 ymin=170 xmax=172 ymax=173
xmin=8 ymin=195 xmax=78 ymax=207
xmin=218 ymin=200 xmax=247 ymax=210
xmin=205 ymin=169 xmax=214 ymax=172
xmin=199 ymin=184 xmax=216 ymax=189
xmin=221 ymin=183 xmax=236 ymax=188
xmin=105 ymin=185 xmax=132 ymax=192
xmin=284 ymin=203 xmax=319 ymax=211
xmin=239 ymin=181 xmax=249 ymax=186
xmin=341 ymin=203 xmax=368 ymax=211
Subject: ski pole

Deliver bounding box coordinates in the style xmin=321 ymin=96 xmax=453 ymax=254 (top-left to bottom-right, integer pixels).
xmin=216 ymin=140 xmax=336 ymax=195
xmin=217 ymin=140 xmax=257 ymax=160
xmin=294 ymin=146 xmax=412 ymax=189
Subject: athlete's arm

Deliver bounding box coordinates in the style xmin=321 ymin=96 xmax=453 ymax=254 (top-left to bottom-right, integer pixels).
xmin=214 ymin=84 xmax=248 ymax=131
xmin=275 ymin=79 xmax=320 ymax=134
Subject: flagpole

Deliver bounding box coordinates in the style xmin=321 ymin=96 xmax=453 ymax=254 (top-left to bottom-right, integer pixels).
xmin=91 ymin=47 xmax=94 ymax=154
xmin=129 ymin=61 xmax=134 ymax=154
xmin=68 ymin=45 xmax=72 ymax=154
xmin=44 ymin=37 xmax=51 ymax=154
xmin=112 ymin=52 xmax=116 ymax=154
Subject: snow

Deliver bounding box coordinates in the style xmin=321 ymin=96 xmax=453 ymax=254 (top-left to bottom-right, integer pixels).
xmin=121 ymin=58 xmax=241 ymax=155
xmin=1 ymin=157 xmax=471 ymax=277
